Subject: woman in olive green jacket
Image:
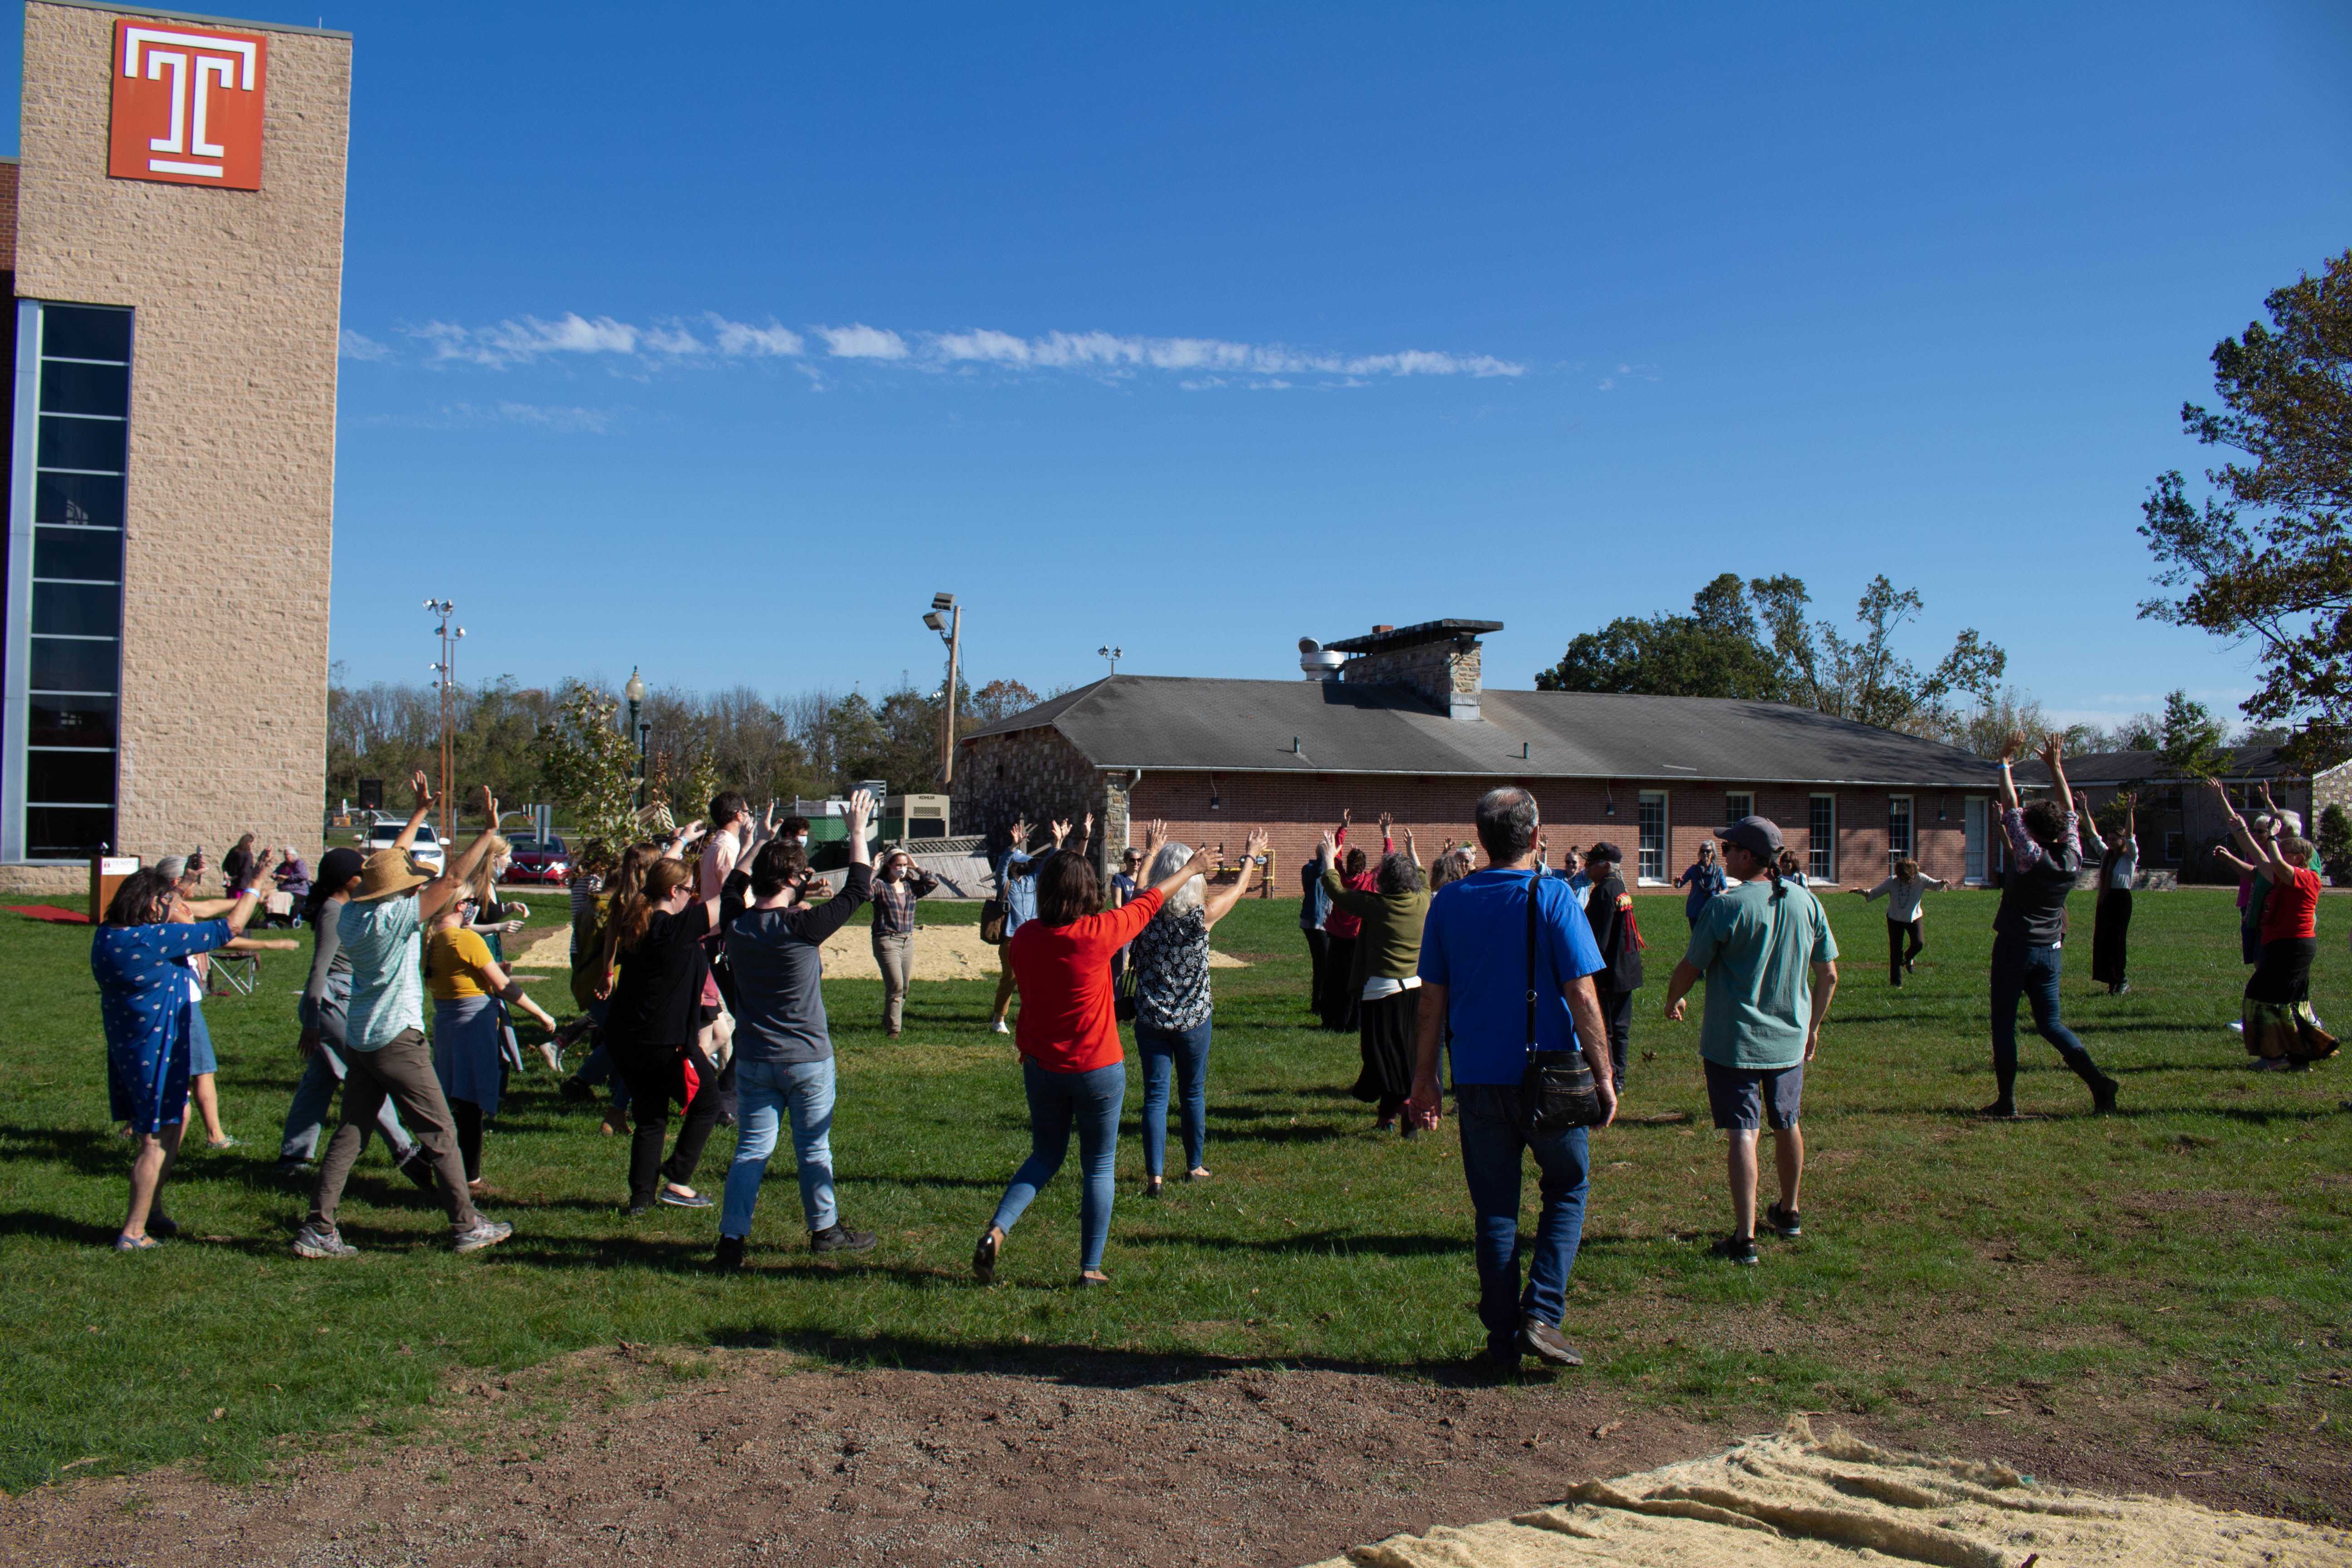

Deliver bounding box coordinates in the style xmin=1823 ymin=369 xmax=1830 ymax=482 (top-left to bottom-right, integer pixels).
xmin=1319 ymin=829 xmax=1432 ymax=1133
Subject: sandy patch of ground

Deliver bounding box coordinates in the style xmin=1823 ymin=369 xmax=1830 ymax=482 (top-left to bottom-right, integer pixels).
xmin=511 ymin=923 xmax=1251 ymax=982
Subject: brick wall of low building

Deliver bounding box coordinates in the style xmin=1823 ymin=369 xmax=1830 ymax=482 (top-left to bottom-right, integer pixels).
xmin=14 ymin=4 xmax=350 ymax=877
xmin=950 ymin=733 xmax=1982 ymax=893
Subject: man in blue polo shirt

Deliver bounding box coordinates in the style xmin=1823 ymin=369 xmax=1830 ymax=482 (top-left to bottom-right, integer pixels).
xmin=1410 ymin=786 xmax=1617 ymax=1369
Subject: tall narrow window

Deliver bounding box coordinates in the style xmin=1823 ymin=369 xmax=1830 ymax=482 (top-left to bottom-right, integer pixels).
xmin=1887 ymin=795 xmax=1913 ymax=869
xmin=1724 ymin=791 xmax=1753 ymax=826
xmin=1964 ymin=797 xmax=1987 ymax=882
xmin=1808 ymin=794 xmax=1835 ymax=882
xmin=5 ymin=302 xmax=130 ymax=861
xmin=1637 ymin=791 xmax=1668 ymax=883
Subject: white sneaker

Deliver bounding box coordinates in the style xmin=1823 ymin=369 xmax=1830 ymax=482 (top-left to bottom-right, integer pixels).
xmin=990 ymin=1019 xmax=1011 ymax=1035
xmin=292 ymin=1222 xmax=357 ymax=1259
xmin=451 ymin=1219 xmax=514 ymax=1254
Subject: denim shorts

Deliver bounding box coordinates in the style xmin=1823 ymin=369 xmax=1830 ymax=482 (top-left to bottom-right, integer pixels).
xmin=1704 ymin=1058 xmax=1803 ymax=1131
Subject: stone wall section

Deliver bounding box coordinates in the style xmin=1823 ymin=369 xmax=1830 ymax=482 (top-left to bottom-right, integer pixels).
xmin=948 ymin=726 xmax=1116 ymax=884
xmin=1341 ymin=637 xmax=1481 ymax=717
xmin=13 ymin=3 xmax=350 ymax=881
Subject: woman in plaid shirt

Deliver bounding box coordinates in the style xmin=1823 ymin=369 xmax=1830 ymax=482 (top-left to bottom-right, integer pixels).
xmin=871 ymin=849 xmax=940 ymax=1038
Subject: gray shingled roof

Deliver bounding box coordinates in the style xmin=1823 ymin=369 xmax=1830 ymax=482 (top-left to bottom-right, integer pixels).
xmin=961 ymin=676 xmax=2001 ymax=788
xmin=2012 ymin=746 xmax=2303 ymax=786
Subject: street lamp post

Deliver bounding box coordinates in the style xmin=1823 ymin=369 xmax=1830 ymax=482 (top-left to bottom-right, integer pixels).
xmin=922 ymin=593 xmax=960 ymax=787
xmin=1098 ymin=645 xmax=1122 ymax=676
xmin=624 ymin=667 xmax=647 ymax=810
xmin=425 ymin=599 xmax=464 ymax=841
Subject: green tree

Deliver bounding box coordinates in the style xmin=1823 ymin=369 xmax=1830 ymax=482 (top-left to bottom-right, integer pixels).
xmin=1535 ymin=573 xmax=1786 ymax=698
xmin=2140 ymin=249 xmax=2352 ymax=770
xmin=2319 ymin=804 xmax=2352 ymax=885
xmin=534 ymin=681 xmax=642 ymax=865
xmin=2157 ymin=689 xmax=2230 ymax=780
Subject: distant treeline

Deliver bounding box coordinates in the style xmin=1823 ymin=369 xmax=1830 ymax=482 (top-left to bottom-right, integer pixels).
xmin=325 ymin=671 xmax=1050 ymax=818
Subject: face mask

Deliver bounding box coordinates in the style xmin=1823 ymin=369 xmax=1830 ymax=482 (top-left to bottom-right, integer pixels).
xmin=794 ymin=834 xmax=809 ymax=848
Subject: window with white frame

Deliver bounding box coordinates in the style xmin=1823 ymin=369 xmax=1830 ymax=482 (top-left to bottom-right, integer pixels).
xmin=1808 ymin=794 xmax=1835 ymax=882
xmin=1887 ymin=795 xmax=1913 ymax=868
xmin=1725 ymin=791 xmax=1753 ymax=826
xmin=5 ymin=301 xmax=131 ymax=862
xmin=1637 ymin=791 xmax=1668 ymax=883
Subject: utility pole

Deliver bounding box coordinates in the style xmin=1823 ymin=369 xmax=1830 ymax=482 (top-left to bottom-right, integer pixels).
xmin=924 ymin=593 xmax=961 ymax=787
xmin=425 ymin=599 xmax=463 ymax=842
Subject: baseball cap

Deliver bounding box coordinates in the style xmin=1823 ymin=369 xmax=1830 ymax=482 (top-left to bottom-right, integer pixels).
xmin=1716 ymin=815 xmax=1784 ymax=860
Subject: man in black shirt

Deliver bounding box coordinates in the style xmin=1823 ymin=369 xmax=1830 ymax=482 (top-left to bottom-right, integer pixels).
xmin=1985 ymin=732 xmax=2117 ymax=1118
xmin=1582 ymin=843 xmax=1643 ymax=1097
xmin=715 ymin=790 xmax=879 ymax=1270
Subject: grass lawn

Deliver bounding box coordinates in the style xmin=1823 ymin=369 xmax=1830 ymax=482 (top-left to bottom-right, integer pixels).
xmin=2 ymin=886 xmax=2348 ymax=1508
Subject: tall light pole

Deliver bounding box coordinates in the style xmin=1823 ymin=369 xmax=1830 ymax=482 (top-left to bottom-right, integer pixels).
xmin=425 ymin=599 xmax=464 ymax=841
xmin=922 ymin=592 xmax=960 ymax=787
xmin=624 ymin=666 xmax=647 ymax=810
xmin=1098 ymin=645 xmax=1122 ymax=676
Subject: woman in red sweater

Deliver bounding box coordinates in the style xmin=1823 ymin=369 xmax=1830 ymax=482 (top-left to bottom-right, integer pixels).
xmin=2212 ymin=782 xmax=2338 ymax=1069
xmin=974 ymin=821 xmax=1214 ymax=1287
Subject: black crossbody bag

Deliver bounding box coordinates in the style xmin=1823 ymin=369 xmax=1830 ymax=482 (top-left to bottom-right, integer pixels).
xmin=1520 ymin=872 xmax=1604 ymax=1137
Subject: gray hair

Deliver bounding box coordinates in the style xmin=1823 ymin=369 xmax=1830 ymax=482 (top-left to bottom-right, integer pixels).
xmin=1377 ymin=850 xmax=1425 ymax=895
xmin=1475 ymin=786 xmax=1538 ymax=863
xmin=154 ymin=855 xmax=188 ymax=882
xmin=1147 ymin=842 xmax=1204 ymax=915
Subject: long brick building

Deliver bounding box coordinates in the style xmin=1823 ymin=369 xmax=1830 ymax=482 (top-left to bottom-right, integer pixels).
xmin=0 ymin=1 xmax=350 ymax=888
xmin=951 ymin=619 xmax=2004 ymax=893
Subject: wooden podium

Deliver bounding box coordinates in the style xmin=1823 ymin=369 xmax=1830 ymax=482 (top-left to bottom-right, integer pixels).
xmin=89 ymin=855 xmax=138 ymax=924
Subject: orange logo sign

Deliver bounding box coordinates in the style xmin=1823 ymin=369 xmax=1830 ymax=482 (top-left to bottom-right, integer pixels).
xmin=107 ymin=19 xmax=267 ymax=190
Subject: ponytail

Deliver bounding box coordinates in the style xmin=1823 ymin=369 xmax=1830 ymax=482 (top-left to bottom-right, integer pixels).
xmin=614 ymin=858 xmax=693 ymax=954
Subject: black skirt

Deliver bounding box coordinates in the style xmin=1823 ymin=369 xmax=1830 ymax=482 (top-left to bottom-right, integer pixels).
xmin=2246 ymin=936 xmax=2318 ymax=1006
xmin=1352 ymin=987 xmax=1419 ymax=1102
xmin=2091 ymin=887 xmax=2132 ymax=985
xmin=1320 ymin=936 xmax=1360 ymax=1032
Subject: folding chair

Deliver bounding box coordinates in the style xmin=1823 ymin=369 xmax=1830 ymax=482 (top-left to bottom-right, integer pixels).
xmin=204 ymin=951 xmax=259 ymax=997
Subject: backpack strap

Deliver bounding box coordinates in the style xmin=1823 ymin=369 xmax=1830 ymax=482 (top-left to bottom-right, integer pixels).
xmin=1525 ymin=871 xmax=1543 ymax=1053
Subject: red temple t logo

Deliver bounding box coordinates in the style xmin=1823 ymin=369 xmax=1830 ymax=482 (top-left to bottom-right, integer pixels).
xmin=108 ymin=19 xmax=267 ymax=190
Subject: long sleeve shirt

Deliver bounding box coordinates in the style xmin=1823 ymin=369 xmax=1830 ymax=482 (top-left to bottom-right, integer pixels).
xmin=1993 ymin=808 xmax=2082 ymax=945
xmin=870 ymin=867 xmax=939 ymax=936
xmin=1000 ymin=848 xmax=1044 ymax=934
xmin=1861 ymin=872 xmax=1947 ymax=924
xmin=1322 ymin=828 xmax=1390 ymax=941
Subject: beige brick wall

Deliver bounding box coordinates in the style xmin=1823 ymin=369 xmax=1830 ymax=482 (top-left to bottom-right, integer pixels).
xmin=13 ymin=3 xmax=348 ymax=878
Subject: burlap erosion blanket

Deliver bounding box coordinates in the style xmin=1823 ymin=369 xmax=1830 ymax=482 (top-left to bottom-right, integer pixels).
xmin=1313 ymin=1417 xmax=2347 ymax=1568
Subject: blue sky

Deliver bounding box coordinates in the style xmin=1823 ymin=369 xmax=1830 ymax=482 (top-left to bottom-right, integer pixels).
xmin=9 ymin=3 xmax=2349 ymax=727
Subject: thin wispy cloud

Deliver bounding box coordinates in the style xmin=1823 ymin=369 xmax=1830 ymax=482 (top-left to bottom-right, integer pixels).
xmin=339 ymin=328 xmax=391 ymax=361
xmin=372 ymin=309 xmax=1527 ymax=387
xmin=363 ymin=399 xmax=622 ymax=434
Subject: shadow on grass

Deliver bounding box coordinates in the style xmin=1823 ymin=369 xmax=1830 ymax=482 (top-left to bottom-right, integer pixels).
xmin=1120 ymin=1226 xmax=1464 ymax=1259
xmin=696 ymin=1323 xmax=1562 ymax=1389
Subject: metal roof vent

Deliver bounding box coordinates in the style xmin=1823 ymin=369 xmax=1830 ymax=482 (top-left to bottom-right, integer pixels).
xmin=1298 ymin=637 xmax=1345 ymax=681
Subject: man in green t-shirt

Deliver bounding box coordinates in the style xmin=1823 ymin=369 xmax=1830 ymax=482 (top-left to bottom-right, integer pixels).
xmin=1661 ymin=816 xmax=1839 ymax=1267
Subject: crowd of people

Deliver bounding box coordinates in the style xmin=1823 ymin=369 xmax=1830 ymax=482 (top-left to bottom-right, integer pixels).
xmin=83 ymin=743 xmax=2334 ymax=1364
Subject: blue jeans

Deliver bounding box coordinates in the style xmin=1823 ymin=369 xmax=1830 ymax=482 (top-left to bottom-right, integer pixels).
xmin=1455 ymin=1081 xmax=1591 ymax=1359
xmin=1989 ymin=936 xmax=2104 ymax=1100
xmin=720 ymin=1057 xmax=838 ymax=1238
xmin=1137 ymin=1017 xmax=1211 ymax=1177
xmin=989 ymin=1058 xmax=1124 ymax=1272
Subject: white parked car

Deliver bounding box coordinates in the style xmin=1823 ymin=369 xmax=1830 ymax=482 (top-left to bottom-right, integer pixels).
xmin=364 ymin=819 xmax=446 ymax=875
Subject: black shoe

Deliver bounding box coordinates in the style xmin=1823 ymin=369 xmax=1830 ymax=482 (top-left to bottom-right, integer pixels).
xmin=1711 ymin=1232 xmax=1759 ymax=1266
xmin=658 ymin=1188 xmax=713 ymax=1209
xmin=1514 ymin=1314 xmax=1583 ymax=1367
xmin=713 ymin=1235 xmax=745 ymax=1274
xmin=2091 ymin=1076 xmax=2120 ymax=1115
xmin=559 ymin=1077 xmax=593 ymax=1103
xmin=1979 ymin=1098 xmax=2018 ymax=1120
xmin=623 ymin=1201 xmax=653 ymax=1218
xmin=272 ymin=1157 xmax=313 ymax=1178
xmin=398 ymin=1152 xmax=439 ymax=1191
xmin=811 ymin=1223 xmax=877 ymax=1254
xmin=1764 ymin=1201 xmax=1802 ymax=1239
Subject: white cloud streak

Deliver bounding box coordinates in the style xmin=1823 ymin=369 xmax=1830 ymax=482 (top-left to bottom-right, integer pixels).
xmin=384 ymin=311 xmax=1526 ymax=386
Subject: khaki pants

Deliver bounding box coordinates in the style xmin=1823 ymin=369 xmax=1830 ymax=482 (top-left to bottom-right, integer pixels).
xmin=308 ymin=1028 xmax=478 ymax=1231
xmin=873 ymin=931 xmax=914 ymax=1032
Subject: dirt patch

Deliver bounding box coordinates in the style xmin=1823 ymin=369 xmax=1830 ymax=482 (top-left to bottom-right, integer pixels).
xmin=508 ymin=924 xmax=1253 ymax=980
xmin=5 ymin=1353 xmax=2345 ymax=1566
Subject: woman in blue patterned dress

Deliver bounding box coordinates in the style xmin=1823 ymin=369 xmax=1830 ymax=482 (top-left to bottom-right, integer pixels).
xmin=92 ymin=861 xmax=270 ymax=1250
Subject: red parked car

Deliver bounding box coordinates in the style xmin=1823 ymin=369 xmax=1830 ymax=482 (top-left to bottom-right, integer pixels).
xmin=505 ymin=835 xmax=573 ymax=885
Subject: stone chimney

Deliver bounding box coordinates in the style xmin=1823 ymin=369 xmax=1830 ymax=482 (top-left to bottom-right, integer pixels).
xmin=1323 ymin=619 xmax=1501 ymax=721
